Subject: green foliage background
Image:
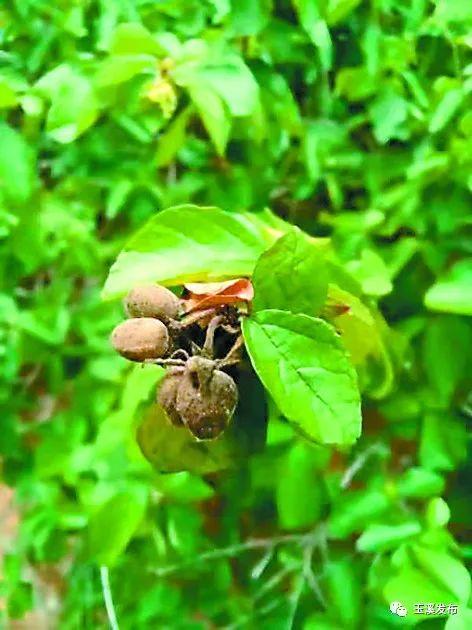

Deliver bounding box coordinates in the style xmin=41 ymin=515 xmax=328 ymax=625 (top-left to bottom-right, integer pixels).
xmin=1 ymin=1 xmax=471 ymax=628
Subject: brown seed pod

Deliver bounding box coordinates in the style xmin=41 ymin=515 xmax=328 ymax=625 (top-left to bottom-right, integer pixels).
xmin=157 ymin=369 xmax=184 ymax=426
xmin=111 ymin=317 xmax=169 ymax=362
xmin=176 ymin=356 xmax=238 ymax=440
xmin=125 ymin=285 xmax=180 ymax=321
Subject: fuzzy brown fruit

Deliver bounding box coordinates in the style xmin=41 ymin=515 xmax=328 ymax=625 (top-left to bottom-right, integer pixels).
xmin=175 ymin=357 xmax=238 ymax=440
xmin=157 ymin=369 xmax=184 ymax=426
xmin=125 ymin=285 xmax=180 ymax=321
xmin=111 ymin=317 xmax=169 ymax=361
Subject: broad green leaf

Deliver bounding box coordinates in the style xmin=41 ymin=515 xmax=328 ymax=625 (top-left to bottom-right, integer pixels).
xmin=356 ymin=522 xmax=422 ymax=553
xmin=335 ymin=67 xmax=377 ymax=102
xmin=292 ymin=1 xmax=332 ymax=70
xmin=324 ymin=286 xmax=395 ymax=398
xmin=329 ymin=488 xmax=391 ymax=538
xmin=445 ymin=609 xmax=472 ymax=630
xmin=109 ymin=23 xmax=164 ymax=56
xmin=396 ymin=467 xmax=444 ymax=499
xmin=252 ymin=228 xmax=328 ymax=315
xmin=423 ymin=317 xmax=471 ymax=404
xmin=195 ymin=58 xmax=259 ymax=117
xmin=369 ymin=88 xmax=409 ymax=144
xmin=36 ymin=66 xmax=99 ymax=143
xmin=324 ymin=559 xmax=362 ymax=628
xmin=327 ymin=0 xmax=362 ymax=25
xmin=242 ymin=310 xmax=361 ymax=445
xmin=0 ymin=122 xmax=36 ymax=203
xmin=137 ymin=405 xmax=232 ymax=474
xmin=102 ymin=205 xmax=289 ymax=299
xmin=411 ymin=546 xmax=471 ymax=604
xmin=188 ymin=83 xmax=230 ymax=155
xmin=95 ymin=54 xmax=156 ymax=87
xmin=347 ymin=249 xmax=393 ymax=297
xmin=155 ymin=106 xmax=193 ymax=167
xmin=154 ymin=472 xmax=214 ymax=502
xmin=426 ymin=498 xmax=450 ymax=528
xmin=429 ymin=88 xmax=463 ymax=133
xmin=424 ymin=259 xmax=472 ymax=315
xmin=276 ymin=443 xmax=325 ymax=529
xmin=420 ymin=412 xmax=467 ymax=472
xmin=384 ymin=565 xmax=457 ymax=622
xmin=87 ymin=488 xmax=148 ymax=565
xmin=228 ymin=0 xmax=271 ymax=35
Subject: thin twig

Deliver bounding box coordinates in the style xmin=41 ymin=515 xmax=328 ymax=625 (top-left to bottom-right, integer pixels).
xmin=340 ymin=443 xmax=385 ymax=489
xmin=202 ymin=315 xmax=223 ymax=357
xmin=217 ymin=334 xmax=244 ymax=368
xmin=179 ymin=308 xmax=216 ymax=328
xmin=286 ymin=573 xmax=305 ymax=630
xmin=100 ymin=566 xmax=119 ymax=630
xmin=150 ymin=532 xmax=313 ymax=577
xmin=302 ymin=544 xmax=326 ymax=608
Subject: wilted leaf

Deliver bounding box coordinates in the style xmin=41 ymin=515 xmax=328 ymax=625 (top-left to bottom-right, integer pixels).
xmin=182 ymin=278 xmax=253 ymax=312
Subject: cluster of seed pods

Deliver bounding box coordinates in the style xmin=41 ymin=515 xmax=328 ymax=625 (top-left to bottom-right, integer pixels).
xmin=110 ymin=284 xmax=241 ymax=440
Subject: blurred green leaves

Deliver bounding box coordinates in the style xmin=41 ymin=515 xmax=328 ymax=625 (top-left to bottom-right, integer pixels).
xmin=1 ymin=0 xmax=471 ymax=627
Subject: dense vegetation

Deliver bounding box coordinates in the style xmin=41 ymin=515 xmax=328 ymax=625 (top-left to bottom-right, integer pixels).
xmin=1 ymin=1 xmax=471 ymax=628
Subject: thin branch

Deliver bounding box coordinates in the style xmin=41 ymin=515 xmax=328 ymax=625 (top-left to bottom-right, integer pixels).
xmin=302 ymin=544 xmax=326 ymax=609
xmin=217 ymin=334 xmax=244 ymax=368
xmin=100 ymin=566 xmax=119 ymax=630
xmin=202 ymin=315 xmax=223 ymax=357
xmin=286 ymin=573 xmax=305 ymax=630
xmin=150 ymin=532 xmax=314 ymax=577
xmin=340 ymin=443 xmax=385 ymax=489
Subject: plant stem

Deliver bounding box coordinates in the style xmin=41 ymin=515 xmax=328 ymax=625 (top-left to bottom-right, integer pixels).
xmin=100 ymin=566 xmax=119 ymax=630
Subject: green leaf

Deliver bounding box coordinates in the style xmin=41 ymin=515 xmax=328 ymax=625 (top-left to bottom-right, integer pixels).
xmin=369 ymin=89 xmax=409 ymax=144
xmin=252 ymin=228 xmax=329 ymax=315
xmin=228 ymin=0 xmax=271 ymax=35
xmin=102 ymin=205 xmax=289 ymax=299
xmin=276 ymin=443 xmax=325 ymax=529
xmin=155 ymin=472 xmax=215 ymax=502
xmin=422 ymin=317 xmax=471 ymax=404
xmin=195 ymin=58 xmax=259 ymax=117
xmin=445 ymin=608 xmax=472 ymax=630
xmin=420 ymin=412 xmax=467 ymax=472
xmin=187 ymin=83 xmax=231 ymax=155
xmin=396 ymin=467 xmax=445 ymax=499
xmin=0 ymin=122 xmax=36 ymax=203
xmin=411 ymin=546 xmax=471 ymax=604
xmin=155 ymin=106 xmax=193 ymax=167
xmin=347 ymin=249 xmax=393 ymax=297
xmin=292 ymin=1 xmax=332 ymax=70
xmin=138 ymin=405 xmax=233 ymax=474
xmin=242 ymin=310 xmax=361 ymax=445
xmin=324 ymin=559 xmax=362 ymax=628
xmin=36 ymin=66 xmax=99 ymax=143
xmin=356 ymin=522 xmax=422 ymax=553
xmin=329 ymin=488 xmax=391 ymax=538
xmin=109 ymin=23 xmax=163 ymax=56
xmin=326 ymin=0 xmax=362 ymax=25
xmin=429 ymin=89 xmax=463 ymax=133
xmin=87 ymin=488 xmax=147 ymax=565
xmin=426 ymin=498 xmax=450 ymax=529
xmin=424 ymin=259 xmax=472 ymax=315
xmin=95 ymin=55 xmax=156 ymax=87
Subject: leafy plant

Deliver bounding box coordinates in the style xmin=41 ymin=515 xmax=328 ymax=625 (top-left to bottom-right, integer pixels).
xmin=0 ymin=1 xmax=471 ymax=628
